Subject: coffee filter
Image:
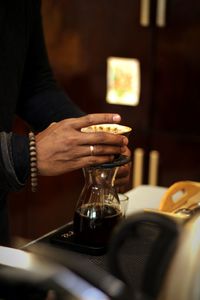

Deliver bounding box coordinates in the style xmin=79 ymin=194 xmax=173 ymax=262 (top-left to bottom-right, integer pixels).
xmin=81 ymin=123 xmax=132 ymax=135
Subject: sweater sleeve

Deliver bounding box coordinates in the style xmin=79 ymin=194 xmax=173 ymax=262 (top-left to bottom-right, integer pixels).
xmin=16 ymin=0 xmax=84 ymax=131
xmin=0 ymin=132 xmax=29 ymax=192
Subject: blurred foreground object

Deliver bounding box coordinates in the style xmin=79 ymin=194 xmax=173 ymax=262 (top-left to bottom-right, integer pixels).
xmin=0 ymin=243 xmax=129 ymax=300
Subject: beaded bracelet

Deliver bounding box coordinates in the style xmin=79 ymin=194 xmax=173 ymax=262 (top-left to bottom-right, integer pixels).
xmin=28 ymin=132 xmax=38 ymax=192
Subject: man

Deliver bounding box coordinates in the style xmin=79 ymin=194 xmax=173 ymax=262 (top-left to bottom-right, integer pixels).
xmin=0 ymin=0 xmax=131 ymax=245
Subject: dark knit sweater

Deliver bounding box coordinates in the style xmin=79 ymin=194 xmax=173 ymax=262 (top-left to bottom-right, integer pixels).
xmin=0 ymin=0 xmax=83 ymax=245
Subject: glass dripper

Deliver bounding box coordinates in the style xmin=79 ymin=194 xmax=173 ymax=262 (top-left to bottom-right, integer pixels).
xmin=73 ymin=155 xmax=130 ymax=247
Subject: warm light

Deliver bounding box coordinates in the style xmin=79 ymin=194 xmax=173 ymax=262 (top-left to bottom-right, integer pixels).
xmin=106 ymin=57 xmax=140 ymax=106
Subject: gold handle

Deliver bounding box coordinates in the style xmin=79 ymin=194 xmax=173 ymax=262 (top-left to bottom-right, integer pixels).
xmin=156 ymin=0 xmax=167 ymax=27
xmin=132 ymin=148 xmax=144 ymax=187
xmin=140 ymin=0 xmax=151 ymax=27
xmin=148 ymin=150 xmax=159 ymax=186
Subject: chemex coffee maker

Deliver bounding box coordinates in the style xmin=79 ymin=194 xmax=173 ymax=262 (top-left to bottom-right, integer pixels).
xmin=74 ymin=123 xmax=132 ymax=252
xmin=51 ymin=123 xmax=132 ymax=255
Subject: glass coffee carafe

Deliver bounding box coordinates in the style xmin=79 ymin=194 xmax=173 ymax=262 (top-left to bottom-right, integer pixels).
xmin=73 ymin=155 xmax=130 ymax=247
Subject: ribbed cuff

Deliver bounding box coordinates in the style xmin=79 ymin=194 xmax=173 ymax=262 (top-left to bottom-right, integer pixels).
xmin=0 ymin=132 xmax=29 ymax=191
xmin=11 ymin=133 xmax=30 ymax=183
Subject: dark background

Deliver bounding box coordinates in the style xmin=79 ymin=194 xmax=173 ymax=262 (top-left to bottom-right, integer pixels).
xmin=8 ymin=0 xmax=200 ymax=243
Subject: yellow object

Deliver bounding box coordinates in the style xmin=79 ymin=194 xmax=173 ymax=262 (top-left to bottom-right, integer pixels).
xmin=159 ymin=181 xmax=200 ymax=213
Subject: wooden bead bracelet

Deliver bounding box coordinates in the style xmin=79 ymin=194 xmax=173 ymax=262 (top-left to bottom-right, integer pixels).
xmin=29 ymin=132 xmax=38 ymax=192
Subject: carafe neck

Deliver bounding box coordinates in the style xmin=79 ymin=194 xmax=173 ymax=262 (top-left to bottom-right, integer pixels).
xmin=83 ymin=166 xmax=119 ymax=187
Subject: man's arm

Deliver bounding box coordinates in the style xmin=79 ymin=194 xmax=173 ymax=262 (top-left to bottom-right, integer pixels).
xmin=8 ymin=0 xmax=84 ymax=188
xmin=16 ymin=0 xmax=84 ymax=132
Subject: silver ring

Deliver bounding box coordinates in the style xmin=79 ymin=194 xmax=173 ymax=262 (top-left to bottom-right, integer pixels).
xmin=90 ymin=145 xmax=94 ymax=156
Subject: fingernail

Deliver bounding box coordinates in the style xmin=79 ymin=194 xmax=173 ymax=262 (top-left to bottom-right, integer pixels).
xmin=121 ymin=146 xmax=126 ymax=153
xmin=113 ymin=114 xmax=121 ymax=122
xmin=123 ymin=137 xmax=128 ymax=145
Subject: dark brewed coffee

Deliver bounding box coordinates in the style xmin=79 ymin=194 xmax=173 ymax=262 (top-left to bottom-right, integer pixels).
xmin=73 ymin=204 xmax=122 ymax=246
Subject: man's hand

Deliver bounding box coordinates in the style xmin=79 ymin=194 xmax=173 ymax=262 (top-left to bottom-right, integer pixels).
xmin=35 ymin=113 xmax=129 ymax=176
